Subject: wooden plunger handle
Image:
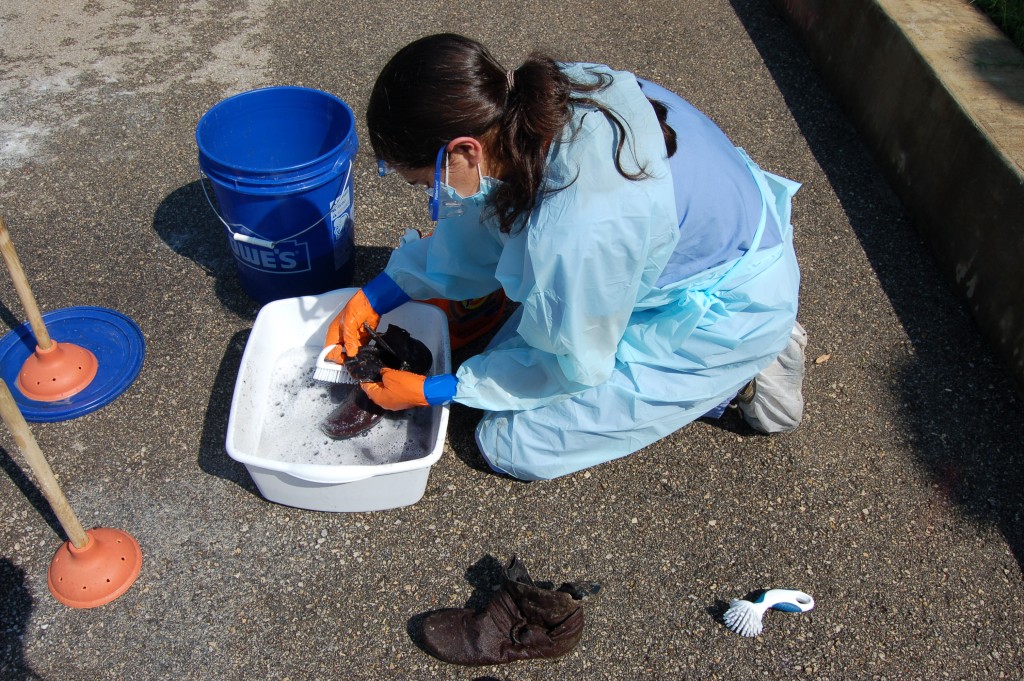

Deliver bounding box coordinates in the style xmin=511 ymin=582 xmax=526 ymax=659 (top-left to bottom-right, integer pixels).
xmin=0 ymin=216 xmax=53 ymax=350
xmin=0 ymin=379 xmax=89 ymax=548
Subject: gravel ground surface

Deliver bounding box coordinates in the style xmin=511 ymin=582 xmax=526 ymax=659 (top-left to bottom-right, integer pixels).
xmin=1 ymin=1 xmax=1022 ymax=679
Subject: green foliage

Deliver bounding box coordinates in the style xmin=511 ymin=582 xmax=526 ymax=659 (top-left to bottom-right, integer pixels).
xmin=974 ymin=0 xmax=1024 ymax=51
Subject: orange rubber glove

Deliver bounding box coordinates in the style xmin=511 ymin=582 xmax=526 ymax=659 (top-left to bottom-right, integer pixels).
xmin=361 ymin=368 xmax=429 ymax=410
xmin=361 ymin=369 xmax=458 ymax=411
xmin=324 ymin=289 xmax=381 ymax=362
xmin=324 ymin=273 xmax=411 ymax=362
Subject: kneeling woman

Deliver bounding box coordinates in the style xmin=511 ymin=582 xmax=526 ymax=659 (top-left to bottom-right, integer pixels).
xmin=325 ymin=33 xmax=805 ymax=480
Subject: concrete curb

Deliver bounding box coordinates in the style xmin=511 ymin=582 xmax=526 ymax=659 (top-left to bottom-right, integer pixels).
xmin=772 ymin=0 xmax=1024 ymax=389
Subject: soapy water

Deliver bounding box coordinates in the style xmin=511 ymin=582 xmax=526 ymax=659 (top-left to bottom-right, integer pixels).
xmin=255 ymin=346 xmax=437 ymax=467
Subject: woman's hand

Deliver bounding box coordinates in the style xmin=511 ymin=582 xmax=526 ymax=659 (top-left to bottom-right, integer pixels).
xmin=324 ymin=289 xmax=381 ymax=362
xmin=362 ymin=368 xmax=458 ymax=410
xmin=324 ymin=273 xmax=412 ymax=362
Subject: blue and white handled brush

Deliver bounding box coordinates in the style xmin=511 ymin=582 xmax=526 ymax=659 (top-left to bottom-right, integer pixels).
xmin=312 ymin=345 xmax=357 ymax=384
xmin=722 ymin=588 xmax=815 ymax=637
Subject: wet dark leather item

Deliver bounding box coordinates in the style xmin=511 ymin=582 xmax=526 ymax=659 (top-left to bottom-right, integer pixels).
xmin=318 ymin=324 xmax=432 ymax=440
xmin=419 ymin=556 xmax=598 ymax=666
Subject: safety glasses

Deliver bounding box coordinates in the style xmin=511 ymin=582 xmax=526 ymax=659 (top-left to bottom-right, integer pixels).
xmin=376 ymin=145 xmax=464 ymax=222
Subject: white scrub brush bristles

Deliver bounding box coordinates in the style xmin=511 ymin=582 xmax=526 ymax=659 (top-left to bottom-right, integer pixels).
xmin=722 ymin=588 xmax=815 ymax=638
xmin=723 ymin=599 xmax=766 ymax=637
xmin=313 ymin=345 xmax=356 ymax=384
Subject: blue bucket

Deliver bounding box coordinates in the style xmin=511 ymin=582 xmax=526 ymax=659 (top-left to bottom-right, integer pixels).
xmin=196 ymin=86 xmax=358 ymax=304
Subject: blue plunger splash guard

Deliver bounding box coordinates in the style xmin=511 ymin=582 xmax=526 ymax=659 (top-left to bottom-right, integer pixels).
xmin=0 ymin=307 xmax=145 ymax=422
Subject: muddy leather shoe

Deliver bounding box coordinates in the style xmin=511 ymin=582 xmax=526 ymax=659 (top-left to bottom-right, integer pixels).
xmin=419 ymin=556 xmax=598 ymax=666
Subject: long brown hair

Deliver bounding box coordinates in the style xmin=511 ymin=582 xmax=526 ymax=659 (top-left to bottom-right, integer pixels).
xmin=367 ymin=34 xmax=676 ymax=234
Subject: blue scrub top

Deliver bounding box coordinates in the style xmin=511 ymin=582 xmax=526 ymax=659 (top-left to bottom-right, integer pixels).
xmin=638 ymin=78 xmax=782 ymax=285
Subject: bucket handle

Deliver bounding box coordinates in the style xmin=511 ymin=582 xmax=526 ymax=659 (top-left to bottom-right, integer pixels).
xmin=198 ymin=161 xmax=352 ymax=250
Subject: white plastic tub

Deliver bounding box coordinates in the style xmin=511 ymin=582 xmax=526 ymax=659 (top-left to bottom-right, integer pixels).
xmin=225 ymin=288 xmax=451 ymax=512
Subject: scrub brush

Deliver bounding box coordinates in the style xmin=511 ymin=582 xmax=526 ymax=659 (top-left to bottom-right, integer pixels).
xmin=722 ymin=588 xmax=814 ymax=637
xmin=312 ymin=345 xmax=357 ymax=384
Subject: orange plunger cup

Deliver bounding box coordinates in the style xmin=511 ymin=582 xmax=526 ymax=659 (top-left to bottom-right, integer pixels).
xmin=0 ymin=379 xmax=141 ymax=607
xmin=0 ymin=216 xmax=98 ymax=401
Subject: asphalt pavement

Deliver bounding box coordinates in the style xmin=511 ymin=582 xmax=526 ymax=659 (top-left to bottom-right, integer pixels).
xmin=1 ymin=1 xmax=1023 ymax=679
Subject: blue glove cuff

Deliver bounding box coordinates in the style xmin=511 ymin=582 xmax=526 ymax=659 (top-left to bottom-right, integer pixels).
xmin=423 ymin=374 xmax=458 ymax=406
xmin=362 ymin=272 xmax=410 ymax=314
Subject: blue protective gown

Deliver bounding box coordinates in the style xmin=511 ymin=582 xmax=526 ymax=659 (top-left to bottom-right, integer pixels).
xmin=384 ymin=64 xmax=801 ymax=480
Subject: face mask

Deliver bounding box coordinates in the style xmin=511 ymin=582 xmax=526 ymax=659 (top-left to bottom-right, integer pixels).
xmin=428 ymin=144 xmax=499 ymax=222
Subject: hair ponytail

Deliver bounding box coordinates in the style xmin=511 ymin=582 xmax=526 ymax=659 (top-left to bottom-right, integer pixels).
xmin=367 ymin=34 xmax=676 ymax=234
xmin=488 ymin=54 xmax=574 ymax=233
xmin=648 ymin=98 xmax=678 ymax=158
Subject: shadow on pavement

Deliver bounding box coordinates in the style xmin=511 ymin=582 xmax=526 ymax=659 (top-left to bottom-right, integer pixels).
xmin=0 ymin=558 xmax=39 ymax=680
xmin=969 ymin=35 xmax=1024 ymax=106
xmin=446 ymin=403 xmax=488 ymax=473
xmin=0 ymin=303 xmax=24 ymax=335
xmin=152 ymin=181 xmax=262 ymax=319
xmin=0 ymin=446 xmax=64 ymax=542
xmin=197 ymin=329 xmax=259 ymax=495
xmin=730 ymin=0 xmax=1024 ymax=565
